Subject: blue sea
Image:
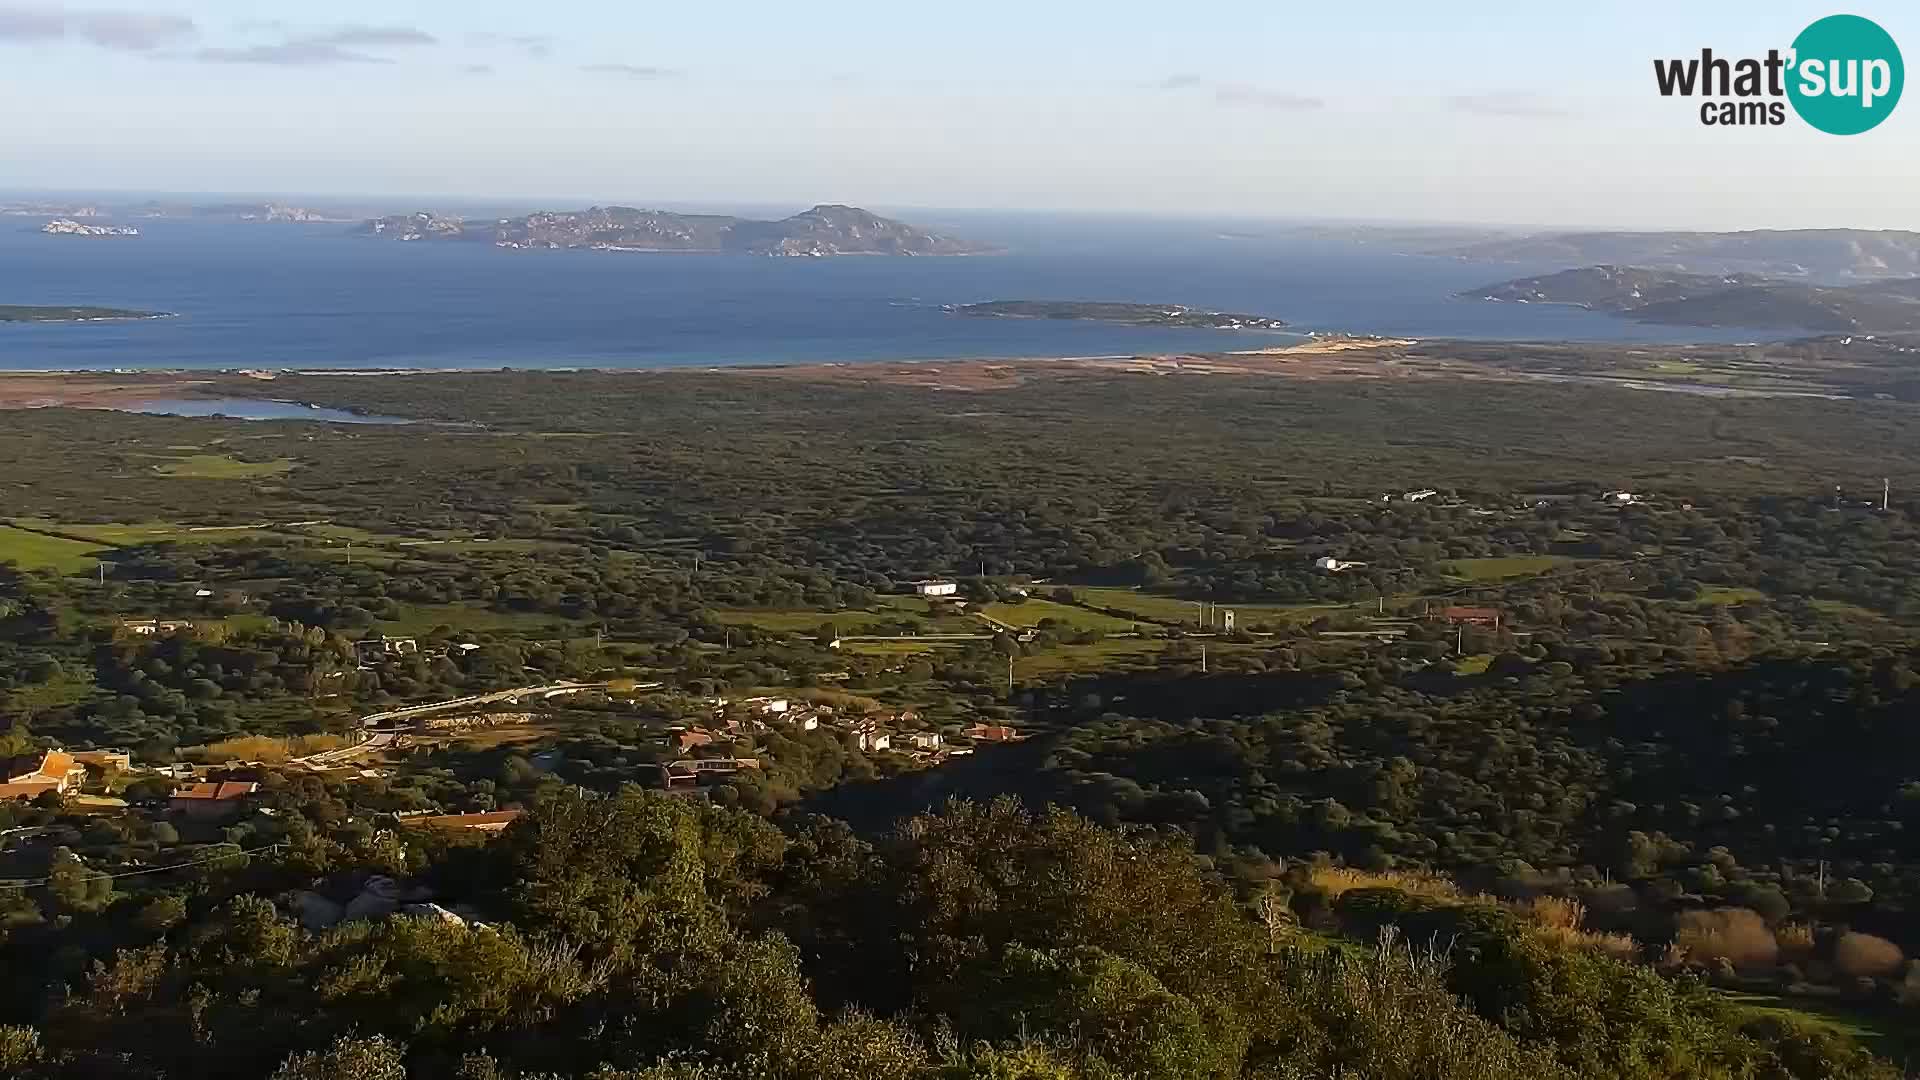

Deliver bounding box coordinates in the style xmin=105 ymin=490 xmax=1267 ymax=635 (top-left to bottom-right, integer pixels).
xmin=0 ymin=212 xmax=1771 ymax=372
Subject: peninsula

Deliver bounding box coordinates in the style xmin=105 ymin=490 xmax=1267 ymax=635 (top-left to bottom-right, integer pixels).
xmin=1443 ymin=227 xmax=1920 ymax=282
xmin=357 ymin=203 xmax=989 ymax=257
xmin=1465 ymin=265 xmax=1920 ymax=333
xmin=0 ymin=304 xmax=169 ymax=322
xmin=948 ymin=299 xmax=1288 ymax=330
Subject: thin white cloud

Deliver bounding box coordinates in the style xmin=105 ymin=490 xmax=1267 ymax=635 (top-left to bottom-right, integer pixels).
xmin=193 ymin=22 xmax=436 ymax=65
xmin=0 ymin=5 xmax=195 ymax=51
xmin=470 ymin=31 xmax=550 ymax=58
xmin=582 ymin=62 xmax=679 ymax=79
xmin=309 ymin=24 xmax=436 ymax=48
xmin=1214 ymin=83 xmax=1323 ymax=110
xmin=460 ymin=62 xmax=494 ymax=75
xmin=1449 ymin=91 xmax=1568 ymax=118
xmin=1153 ymin=73 xmax=1323 ymax=110
xmin=196 ymin=41 xmax=391 ymax=65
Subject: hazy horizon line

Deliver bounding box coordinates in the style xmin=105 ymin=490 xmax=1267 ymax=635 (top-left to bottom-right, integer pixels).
xmin=5 ymin=185 xmax=1911 ymax=236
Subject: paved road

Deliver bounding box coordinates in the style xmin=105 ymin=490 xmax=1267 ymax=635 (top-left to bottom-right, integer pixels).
xmin=291 ymin=680 xmax=607 ymax=770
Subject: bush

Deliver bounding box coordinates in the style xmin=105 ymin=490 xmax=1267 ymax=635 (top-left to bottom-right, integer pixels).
xmin=1673 ymin=908 xmax=1778 ymax=972
xmin=1833 ymin=933 xmax=1904 ymax=979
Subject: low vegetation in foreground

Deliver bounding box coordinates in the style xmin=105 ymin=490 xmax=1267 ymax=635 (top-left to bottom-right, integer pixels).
xmin=0 ymin=796 xmax=1903 ymax=1079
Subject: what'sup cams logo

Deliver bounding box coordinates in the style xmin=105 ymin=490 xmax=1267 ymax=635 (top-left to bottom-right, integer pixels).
xmin=1654 ymin=14 xmax=1903 ymax=133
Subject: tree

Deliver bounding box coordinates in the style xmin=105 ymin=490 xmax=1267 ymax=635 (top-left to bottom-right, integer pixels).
xmin=45 ymin=847 xmax=111 ymax=914
xmin=271 ymin=1035 xmax=406 ymax=1080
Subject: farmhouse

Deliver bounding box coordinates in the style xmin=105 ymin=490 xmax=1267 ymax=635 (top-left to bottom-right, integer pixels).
xmin=1436 ymin=606 xmax=1503 ymax=628
xmin=911 ymin=579 xmax=958 ymax=597
xmin=354 ymin=636 xmax=419 ymax=665
xmin=0 ymin=750 xmax=82 ymax=800
xmin=169 ymin=781 xmax=259 ymax=821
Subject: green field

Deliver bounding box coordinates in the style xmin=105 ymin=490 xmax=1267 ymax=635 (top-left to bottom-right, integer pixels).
xmin=843 ymin=640 xmax=961 ymax=658
xmin=980 ymin=597 xmax=1141 ymax=633
xmin=1443 ymin=555 xmax=1579 ymax=581
xmin=1453 ymin=653 xmax=1494 ymax=675
xmin=153 ymin=454 xmax=295 ymax=479
xmin=1807 ymin=598 xmax=1887 ymax=621
xmin=1073 ymin=587 xmax=1351 ymax=627
xmin=1695 ymin=586 xmax=1768 ymax=606
xmin=0 ymin=524 xmax=109 ymax=573
xmin=1721 ymin=991 xmax=1918 ymax=1060
xmin=1015 ymin=638 xmax=1169 ymax=677
xmin=10 ymin=518 xmax=289 ymax=546
xmin=714 ymin=608 xmax=915 ymax=634
xmin=1013 ymin=638 xmax=1269 ymax=678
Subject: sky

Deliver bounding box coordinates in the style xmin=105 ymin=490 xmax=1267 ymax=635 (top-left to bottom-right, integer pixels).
xmin=1 ymin=0 xmax=1917 ymax=229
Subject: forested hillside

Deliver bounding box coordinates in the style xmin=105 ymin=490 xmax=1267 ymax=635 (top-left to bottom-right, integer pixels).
xmin=4 ymin=363 xmax=1920 ymax=1074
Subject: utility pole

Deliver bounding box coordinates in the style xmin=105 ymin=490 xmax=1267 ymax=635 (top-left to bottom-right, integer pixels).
xmin=1007 ymin=653 xmax=1014 ymax=694
xmin=1200 ymin=643 xmax=1208 ymax=673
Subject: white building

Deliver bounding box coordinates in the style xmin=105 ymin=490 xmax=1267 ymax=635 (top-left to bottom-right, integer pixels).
xmin=1314 ymin=557 xmax=1367 ymax=574
xmin=912 ymin=580 xmax=958 ymax=597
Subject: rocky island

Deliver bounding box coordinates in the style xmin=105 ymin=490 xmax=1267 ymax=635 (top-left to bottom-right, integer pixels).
xmin=358 ymin=203 xmax=989 ymax=257
xmin=0 ymin=305 xmax=169 ymax=322
xmin=949 ymin=300 xmax=1288 ymax=330
xmin=1443 ymin=228 xmax=1920 ymax=281
xmin=41 ymin=218 xmax=139 ymax=237
xmin=1465 ymin=264 xmax=1920 ymax=334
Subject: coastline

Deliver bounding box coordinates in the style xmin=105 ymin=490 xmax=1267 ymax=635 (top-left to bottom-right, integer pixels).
xmin=0 ymin=337 xmax=1446 ymax=408
xmin=0 ymin=332 xmax=1874 ymax=409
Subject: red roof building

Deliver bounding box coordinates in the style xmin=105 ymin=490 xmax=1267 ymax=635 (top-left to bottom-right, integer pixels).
xmin=170 ymin=781 xmax=260 ymax=820
xmin=1437 ymin=606 xmax=1502 ymax=628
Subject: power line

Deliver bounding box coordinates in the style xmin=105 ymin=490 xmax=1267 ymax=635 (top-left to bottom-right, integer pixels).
xmin=0 ymin=843 xmax=283 ymax=893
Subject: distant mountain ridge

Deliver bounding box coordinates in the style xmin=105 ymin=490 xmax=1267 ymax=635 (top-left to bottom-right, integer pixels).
xmin=358 ymin=203 xmax=990 ymax=257
xmin=1444 ymin=229 xmax=1920 ymax=283
xmin=1466 ymin=264 xmax=1920 ymax=333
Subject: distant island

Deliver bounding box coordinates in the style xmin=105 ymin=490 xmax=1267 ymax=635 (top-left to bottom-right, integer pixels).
xmin=1443 ymin=228 xmax=1920 ymax=283
xmin=3 ymin=200 xmax=354 ymax=223
xmin=1465 ymin=264 xmax=1920 ymax=333
xmin=0 ymin=305 xmax=169 ymax=322
xmin=357 ymin=203 xmax=991 ymax=257
xmin=41 ymin=219 xmax=139 ymax=238
xmin=950 ymin=300 xmax=1288 ymax=330
xmin=132 ymin=201 xmax=355 ymax=223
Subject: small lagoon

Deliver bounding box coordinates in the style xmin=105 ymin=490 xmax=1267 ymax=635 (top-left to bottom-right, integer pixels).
xmin=122 ymin=398 xmax=414 ymax=424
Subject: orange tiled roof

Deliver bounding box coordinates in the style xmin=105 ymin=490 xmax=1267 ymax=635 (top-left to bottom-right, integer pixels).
xmin=0 ymin=780 xmax=58 ymax=801
xmin=171 ymin=781 xmax=259 ymax=801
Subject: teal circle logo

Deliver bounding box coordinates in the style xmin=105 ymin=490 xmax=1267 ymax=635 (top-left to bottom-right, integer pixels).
xmin=1788 ymin=14 xmax=1903 ymax=134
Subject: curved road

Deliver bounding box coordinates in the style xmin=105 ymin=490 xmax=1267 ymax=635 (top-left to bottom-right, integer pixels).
xmin=293 ymin=680 xmax=612 ymax=770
